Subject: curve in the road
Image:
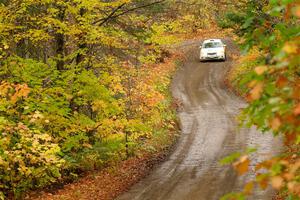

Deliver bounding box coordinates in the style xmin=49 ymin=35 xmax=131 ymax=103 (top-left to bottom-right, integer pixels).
xmin=117 ymin=39 xmax=281 ymax=200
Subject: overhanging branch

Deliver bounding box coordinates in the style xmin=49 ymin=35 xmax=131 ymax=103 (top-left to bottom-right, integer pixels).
xmin=94 ymin=0 xmax=166 ymax=26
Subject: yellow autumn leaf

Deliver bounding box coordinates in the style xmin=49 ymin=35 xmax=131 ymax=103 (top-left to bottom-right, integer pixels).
xmin=233 ymin=155 xmax=250 ymax=175
xmin=249 ymin=82 xmax=264 ymax=101
xmin=254 ymin=66 xmax=268 ymax=75
xmin=287 ymin=181 xmax=300 ymax=194
xmin=294 ymin=103 xmax=300 ymax=116
xmin=0 ymin=157 xmax=6 ymax=166
xmin=283 ymin=172 xmax=294 ymax=181
xmin=270 ymin=117 xmax=281 ymax=131
xmin=271 ymin=176 xmax=284 ymax=190
xmin=258 ymin=176 xmax=269 ymax=190
xmin=248 ymin=80 xmax=258 ymax=88
xmin=290 ymin=160 xmax=300 ymax=174
xmin=244 ymin=181 xmax=254 ymax=194
xmin=292 ymin=6 xmax=300 ymax=17
xmin=283 ymin=43 xmax=298 ymax=54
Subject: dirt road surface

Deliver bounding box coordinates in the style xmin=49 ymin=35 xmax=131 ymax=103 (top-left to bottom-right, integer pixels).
xmin=117 ymin=40 xmax=281 ymax=200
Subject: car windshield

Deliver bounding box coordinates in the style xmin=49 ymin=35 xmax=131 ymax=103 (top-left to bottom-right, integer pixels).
xmin=203 ymin=42 xmax=223 ymax=48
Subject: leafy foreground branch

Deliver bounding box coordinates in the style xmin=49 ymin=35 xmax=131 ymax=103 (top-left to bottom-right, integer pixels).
xmin=223 ymin=1 xmax=300 ymax=199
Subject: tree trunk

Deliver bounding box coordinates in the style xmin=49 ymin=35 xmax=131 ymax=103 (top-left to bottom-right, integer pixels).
xmin=76 ymin=8 xmax=87 ymax=65
xmin=55 ymin=7 xmax=65 ymax=70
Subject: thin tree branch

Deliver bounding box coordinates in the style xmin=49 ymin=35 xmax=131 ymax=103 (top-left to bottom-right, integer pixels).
xmin=95 ymin=0 xmax=166 ymax=26
xmin=93 ymin=3 xmax=127 ymax=25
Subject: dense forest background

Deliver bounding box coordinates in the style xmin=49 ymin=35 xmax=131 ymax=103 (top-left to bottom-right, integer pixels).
xmin=0 ymin=0 xmax=299 ymax=199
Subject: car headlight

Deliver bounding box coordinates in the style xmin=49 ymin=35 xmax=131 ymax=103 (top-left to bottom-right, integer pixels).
xmin=218 ymin=51 xmax=225 ymax=55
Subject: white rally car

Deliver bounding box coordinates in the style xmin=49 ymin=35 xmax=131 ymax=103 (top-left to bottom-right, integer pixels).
xmin=199 ymin=39 xmax=227 ymax=61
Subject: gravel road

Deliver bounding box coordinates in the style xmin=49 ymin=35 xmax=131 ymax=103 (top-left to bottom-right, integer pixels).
xmin=117 ymin=40 xmax=281 ymax=200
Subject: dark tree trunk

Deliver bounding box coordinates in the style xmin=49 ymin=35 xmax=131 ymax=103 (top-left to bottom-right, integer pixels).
xmin=76 ymin=8 xmax=87 ymax=65
xmin=56 ymin=33 xmax=65 ymax=70
xmin=55 ymin=7 xmax=65 ymax=70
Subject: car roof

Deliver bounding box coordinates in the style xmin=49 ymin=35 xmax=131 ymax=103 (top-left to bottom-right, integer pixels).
xmin=203 ymin=39 xmax=223 ymax=43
